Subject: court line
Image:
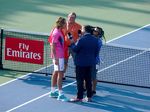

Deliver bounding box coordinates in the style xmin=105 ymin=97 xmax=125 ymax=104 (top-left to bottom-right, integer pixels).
xmin=107 ymin=24 xmax=150 ymax=43
xmin=0 ymin=64 xmax=53 ymax=87
xmin=98 ymin=50 xmax=148 ymax=73
xmin=0 ymin=24 xmax=149 ymax=87
xmin=98 ymin=23 xmax=150 ymax=73
xmin=6 ymin=81 xmax=76 ymax=112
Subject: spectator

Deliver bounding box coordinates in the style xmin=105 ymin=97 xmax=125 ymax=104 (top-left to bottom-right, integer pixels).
xmin=91 ymin=27 xmax=104 ymax=95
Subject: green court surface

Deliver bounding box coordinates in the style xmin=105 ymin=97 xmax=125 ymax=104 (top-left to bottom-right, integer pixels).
xmin=0 ymin=70 xmax=25 ymax=84
xmin=0 ymin=0 xmax=150 ymax=84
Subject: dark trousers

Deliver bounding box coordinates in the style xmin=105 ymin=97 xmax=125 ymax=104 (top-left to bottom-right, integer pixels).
xmin=76 ymin=66 xmax=92 ymax=99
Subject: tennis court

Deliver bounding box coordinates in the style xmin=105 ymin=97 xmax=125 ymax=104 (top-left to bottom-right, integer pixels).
xmin=0 ymin=1 xmax=150 ymax=112
xmin=0 ymin=25 xmax=150 ymax=112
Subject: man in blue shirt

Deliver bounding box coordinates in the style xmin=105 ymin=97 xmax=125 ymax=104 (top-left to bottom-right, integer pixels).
xmin=70 ymin=25 xmax=99 ymax=102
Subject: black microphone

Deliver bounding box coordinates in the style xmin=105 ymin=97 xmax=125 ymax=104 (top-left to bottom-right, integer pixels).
xmin=68 ymin=32 xmax=73 ymax=39
xmin=78 ymin=30 xmax=82 ymax=37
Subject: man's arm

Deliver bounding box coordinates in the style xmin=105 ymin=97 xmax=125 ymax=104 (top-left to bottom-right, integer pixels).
xmin=69 ymin=38 xmax=82 ymax=53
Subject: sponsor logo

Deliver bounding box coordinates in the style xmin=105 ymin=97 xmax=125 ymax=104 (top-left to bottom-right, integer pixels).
xmin=5 ymin=37 xmax=44 ymax=64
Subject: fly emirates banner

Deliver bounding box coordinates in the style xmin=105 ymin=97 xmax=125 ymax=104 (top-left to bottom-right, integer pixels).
xmin=5 ymin=37 xmax=44 ymax=64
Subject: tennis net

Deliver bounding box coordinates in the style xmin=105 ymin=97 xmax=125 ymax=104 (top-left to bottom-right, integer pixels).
xmin=62 ymin=43 xmax=150 ymax=88
xmin=0 ymin=28 xmax=150 ymax=88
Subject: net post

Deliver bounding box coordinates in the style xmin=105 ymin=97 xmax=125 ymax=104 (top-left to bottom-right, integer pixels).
xmin=0 ymin=28 xmax=3 ymax=69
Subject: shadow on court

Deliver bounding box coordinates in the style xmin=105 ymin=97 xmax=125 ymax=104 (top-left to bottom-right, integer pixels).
xmin=63 ymin=81 xmax=150 ymax=112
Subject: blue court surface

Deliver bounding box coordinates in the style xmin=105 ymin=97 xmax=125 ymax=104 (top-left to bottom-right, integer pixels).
xmin=0 ymin=24 xmax=150 ymax=112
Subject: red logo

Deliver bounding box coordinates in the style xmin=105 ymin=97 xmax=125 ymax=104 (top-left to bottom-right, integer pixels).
xmin=5 ymin=37 xmax=44 ymax=64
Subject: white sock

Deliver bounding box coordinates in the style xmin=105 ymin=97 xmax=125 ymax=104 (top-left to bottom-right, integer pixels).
xmin=51 ymin=87 xmax=56 ymax=93
xmin=58 ymin=90 xmax=63 ymax=96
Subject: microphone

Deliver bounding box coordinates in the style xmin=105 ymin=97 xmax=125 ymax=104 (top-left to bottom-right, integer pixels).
xmin=78 ymin=30 xmax=82 ymax=37
xmin=68 ymin=32 xmax=73 ymax=39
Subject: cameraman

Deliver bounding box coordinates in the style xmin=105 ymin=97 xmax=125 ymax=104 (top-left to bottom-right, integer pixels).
xmin=91 ymin=27 xmax=104 ymax=95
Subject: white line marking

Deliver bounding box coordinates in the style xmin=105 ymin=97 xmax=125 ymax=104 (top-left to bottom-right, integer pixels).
xmin=6 ymin=81 xmax=76 ymax=112
xmin=98 ymin=50 xmax=147 ymax=73
xmin=0 ymin=73 xmax=32 ymax=87
xmin=107 ymin=24 xmax=150 ymax=43
xmin=0 ymin=64 xmax=53 ymax=87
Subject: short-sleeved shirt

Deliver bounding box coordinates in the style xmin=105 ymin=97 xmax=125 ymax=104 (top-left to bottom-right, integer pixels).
xmin=63 ymin=22 xmax=81 ymax=59
xmin=64 ymin=22 xmax=81 ymax=46
xmin=49 ymin=28 xmax=64 ymax=58
xmin=96 ymin=38 xmax=103 ymax=64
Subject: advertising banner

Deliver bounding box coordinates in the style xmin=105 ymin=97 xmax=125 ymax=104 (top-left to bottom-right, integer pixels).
xmin=5 ymin=37 xmax=44 ymax=64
